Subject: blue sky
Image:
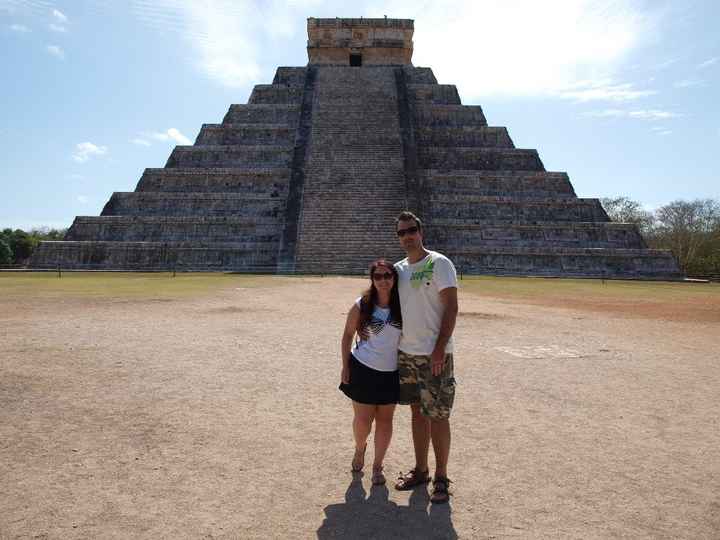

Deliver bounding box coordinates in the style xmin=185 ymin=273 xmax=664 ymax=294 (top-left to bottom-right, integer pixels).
xmin=1 ymin=0 xmax=718 ymax=230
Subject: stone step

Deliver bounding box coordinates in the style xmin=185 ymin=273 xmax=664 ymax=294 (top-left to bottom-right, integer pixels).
xmin=165 ymin=145 xmax=293 ymax=168
xmin=67 ymin=216 xmax=283 ymax=242
xmin=440 ymin=246 xmax=681 ymax=278
xmin=136 ymin=167 xmax=290 ymax=194
xmin=30 ymin=241 xmax=279 ymax=271
xmin=412 ymin=104 xmax=487 ymax=127
xmin=402 ymin=66 xmax=437 ymax=84
xmin=418 ymin=147 xmax=544 ymax=171
xmin=223 ymin=104 xmax=301 ymax=125
xmin=428 ymin=197 xmax=608 ymax=222
xmin=272 ymin=67 xmax=307 ymax=85
xmin=426 ymin=222 xmax=646 ymax=249
xmin=196 ymin=124 xmax=296 ymax=146
xmin=249 ymin=84 xmax=304 ymax=104
xmin=407 ymin=84 xmax=461 ymax=104
xmin=420 ymin=170 xmax=576 ymax=198
xmin=101 ymin=192 xmax=287 ymax=217
xmin=415 ymin=126 xmax=514 ymax=148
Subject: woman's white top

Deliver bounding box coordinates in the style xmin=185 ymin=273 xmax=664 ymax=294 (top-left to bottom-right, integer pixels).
xmin=351 ymin=297 xmax=401 ymax=372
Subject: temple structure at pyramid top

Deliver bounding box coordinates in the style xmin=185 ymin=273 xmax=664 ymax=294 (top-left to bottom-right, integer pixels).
xmin=306 ymin=17 xmax=414 ymax=65
xmin=31 ymin=17 xmax=680 ymax=278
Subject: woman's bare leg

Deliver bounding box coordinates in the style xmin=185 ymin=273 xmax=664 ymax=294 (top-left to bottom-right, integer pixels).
xmin=352 ymin=401 xmax=375 ymax=470
xmin=372 ymin=404 xmax=396 ymax=469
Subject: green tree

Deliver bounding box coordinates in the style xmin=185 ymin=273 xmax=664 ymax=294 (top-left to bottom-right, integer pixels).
xmin=9 ymin=229 xmax=37 ymax=263
xmin=0 ymin=238 xmax=12 ymax=265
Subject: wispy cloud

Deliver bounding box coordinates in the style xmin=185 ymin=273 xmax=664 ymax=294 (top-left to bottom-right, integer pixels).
xmin=10 ymin=23 xmax=30 ymax=32
xmin=143 ymin=128 xmax=192 ymax=145
xmin=46 ymin=44 xmax=64 ymax=59
xmin=72 ymin=142 xmax=108 ymax=163
xmin=131 ymin=138 xmax=151 ymax=146
xmin=584 ymin=109 xmax=682 ymax=120
xmin=52 ymin=8 xmax=67 ymax=23
xmin=77 ymin=195 xmax=89 ymax=204
xmin=674 ymin=79 xmax=703 ymax=88
xmin=558 ymin=81 xmax=656 ymax=102
xmin=697 ymin=57 xmax=718 ymax=69
xmin=49 ymin=22 xmax=66 ymax=32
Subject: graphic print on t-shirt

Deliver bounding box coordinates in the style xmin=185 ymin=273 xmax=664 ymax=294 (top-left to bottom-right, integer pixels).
xmin=410 ymin=258 xmax=434 ymax=289
xmin=367 ymin=312 xmax=402 ymax=336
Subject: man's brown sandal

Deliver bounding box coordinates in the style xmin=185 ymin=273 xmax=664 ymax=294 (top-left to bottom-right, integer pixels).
xmin=394 ymin=468 xmax=430 ymax=490
xmin=371 ymin=465 xmax=386 ymax=485
xmin=430 ymin=476 xmax=452 ymax=504
xmin=351 ymin=444 xmax=367 ymax=472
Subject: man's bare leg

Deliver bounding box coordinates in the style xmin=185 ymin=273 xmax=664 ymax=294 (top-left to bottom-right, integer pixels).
xmin=430 ymin=417 xmax=451 ymax=478
xmin=411 ymin=403 xmax=431 ymax=473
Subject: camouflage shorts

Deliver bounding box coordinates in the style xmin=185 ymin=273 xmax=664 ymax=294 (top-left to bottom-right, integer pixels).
xmin=397 ymin=351 xmax=456 ymax=420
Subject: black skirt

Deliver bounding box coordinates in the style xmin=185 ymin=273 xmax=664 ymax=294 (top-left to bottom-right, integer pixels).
xmin=339 ymin=354 xmax=399 ymax=405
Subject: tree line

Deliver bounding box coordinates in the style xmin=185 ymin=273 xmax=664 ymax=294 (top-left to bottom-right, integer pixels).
xmin=601 ymin=197 xmax=720 ymax=276
xmin=0 ymin=228 xmax=67 ymax=265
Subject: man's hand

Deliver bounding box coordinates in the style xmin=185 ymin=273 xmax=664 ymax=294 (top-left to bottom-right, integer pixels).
xmin=431 ymin=348 xmax=445 ymax=376
xmin=341 ymin=366 xmax=350 ymax=385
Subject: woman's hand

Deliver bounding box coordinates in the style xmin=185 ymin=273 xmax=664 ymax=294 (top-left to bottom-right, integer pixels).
xmin=341 ymin=365 xmax=350 ymax=385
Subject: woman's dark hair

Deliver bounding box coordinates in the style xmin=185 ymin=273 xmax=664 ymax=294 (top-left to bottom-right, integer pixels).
xmin=358 ymin=259 xmax=402 ymax=332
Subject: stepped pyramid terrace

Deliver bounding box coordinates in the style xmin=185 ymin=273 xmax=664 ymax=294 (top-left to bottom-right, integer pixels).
xmin=31 ymin=17 xmax=680 ymax=277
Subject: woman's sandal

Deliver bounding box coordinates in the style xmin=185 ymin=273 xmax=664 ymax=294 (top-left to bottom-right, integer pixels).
xmin=394 ymin=468 xmax=430 ymax=490
xmin=351 ymin=444 xmax=367 ymax=472
xmin=430 ymin=476 xmax=452 ymax=504
xmin=371 ymin=465 xmax=386 ymax=485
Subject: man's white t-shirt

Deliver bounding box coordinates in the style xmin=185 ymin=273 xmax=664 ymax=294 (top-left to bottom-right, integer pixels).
xmin=395 ymin=250 xmax=458 ymax=356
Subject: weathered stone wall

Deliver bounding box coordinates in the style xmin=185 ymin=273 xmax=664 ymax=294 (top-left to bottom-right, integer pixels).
xmin=307 ymin=17 xmax=413 ymax=65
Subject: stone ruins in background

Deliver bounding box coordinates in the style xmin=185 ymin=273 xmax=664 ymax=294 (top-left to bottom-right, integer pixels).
xmin=31 ymin=17 xmax=680 ymax=277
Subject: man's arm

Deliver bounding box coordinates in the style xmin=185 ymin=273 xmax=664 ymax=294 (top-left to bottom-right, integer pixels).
xmin=431 ymin=286 xmax=458 ymax=376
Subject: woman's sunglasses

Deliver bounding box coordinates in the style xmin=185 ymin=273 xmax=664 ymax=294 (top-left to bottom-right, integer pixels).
xmin=372 ymin=272 xmax=394 ymax=281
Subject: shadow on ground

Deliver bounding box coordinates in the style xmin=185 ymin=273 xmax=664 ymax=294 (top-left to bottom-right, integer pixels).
xmin=317 ymin=474 xmax=457 ymax=539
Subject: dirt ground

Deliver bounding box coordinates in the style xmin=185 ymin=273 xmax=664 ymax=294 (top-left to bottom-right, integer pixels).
xmin=1 ymin=274 xmax=719 ymax=539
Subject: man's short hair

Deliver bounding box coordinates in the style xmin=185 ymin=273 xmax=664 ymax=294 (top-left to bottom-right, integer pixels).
xmin=396 ymin=211 xmax=423 ymax=231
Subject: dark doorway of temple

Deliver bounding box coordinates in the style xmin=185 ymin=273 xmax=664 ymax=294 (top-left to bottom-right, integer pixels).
xmin=349 ymin=53 xmax=362 ymax=66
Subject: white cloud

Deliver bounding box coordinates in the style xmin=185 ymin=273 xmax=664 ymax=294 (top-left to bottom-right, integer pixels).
xmin=77 ymin=195 xmax=89 ymax=204
xmin=49 ymin=23 xmax=66 ymax=32
xmin=144 ymin=128 xmax=192 ymax=145
xmin=386 ymin=0 xmax=660 ymax=99
xmin=697 ymin=57 xmax=718 ymax=69
xmin=52 ymin=8 xmax=67 ymax=22
xmin=558 ymin=81 xmax=656 ymax=102
xmin=674 ymin=79 xmax=702 ymax=88
xmin=46 ymin=44 xmax=64 ymax=59
xmin=583 ymin=109 xmax=681 ymax=120
xmin=131 ymin=138 xmax=151 ymax=146
xmin=167 ymin=128 xmax=191 ymax=145
xmin=10 ymin=23 xmax=30 ymax=32
xmin=72 ymin=142 xmax=108 ymax=163
xmin=132 ymin=0 xmax=263 ymax=87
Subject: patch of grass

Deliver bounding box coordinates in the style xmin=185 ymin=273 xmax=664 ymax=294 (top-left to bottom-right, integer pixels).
xmin=0 ymin=272 xmax=288 ymax=300
xmin=459 ymin=276 xmax=720 ymax=303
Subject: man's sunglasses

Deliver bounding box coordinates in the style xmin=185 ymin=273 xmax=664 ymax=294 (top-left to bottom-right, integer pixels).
xmin=396 ymin=226 xmax=419 ymax=237
xmin=372 ymin=272 xmax=394 ymax=281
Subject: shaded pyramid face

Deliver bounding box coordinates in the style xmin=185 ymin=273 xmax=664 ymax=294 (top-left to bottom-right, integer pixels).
xmin=32 ymin=18 xmax=680 ymax=277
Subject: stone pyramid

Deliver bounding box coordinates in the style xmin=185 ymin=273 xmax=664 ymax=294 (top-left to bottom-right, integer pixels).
xmin=32 ymin=17 xmax=680 ymax=277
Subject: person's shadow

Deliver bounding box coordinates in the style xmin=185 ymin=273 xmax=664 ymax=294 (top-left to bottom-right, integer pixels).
xmin=317 ymin=473 xmax=457 ymax=539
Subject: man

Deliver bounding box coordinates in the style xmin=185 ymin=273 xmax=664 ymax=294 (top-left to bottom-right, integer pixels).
xmin=393 ymin=211 xmax=458 ymax=504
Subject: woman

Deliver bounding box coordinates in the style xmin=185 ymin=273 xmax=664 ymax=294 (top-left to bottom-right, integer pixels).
xmin=339 ymin=259 xmax=402 ymax=485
